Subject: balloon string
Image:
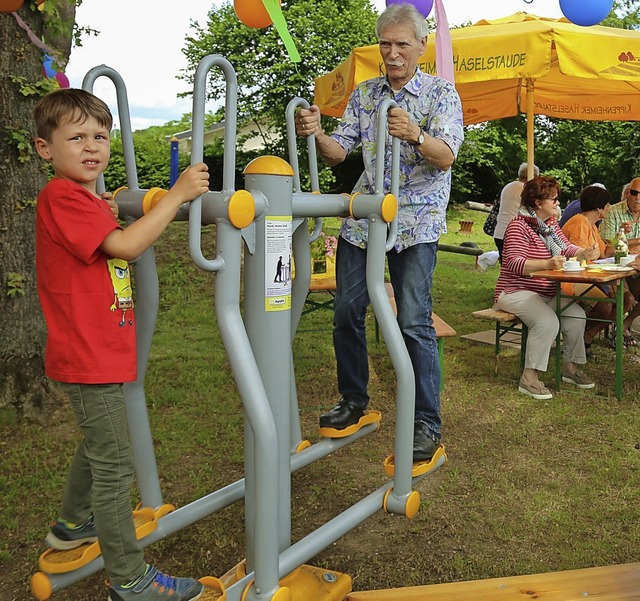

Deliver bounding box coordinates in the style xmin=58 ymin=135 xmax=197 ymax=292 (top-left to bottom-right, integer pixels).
xmin=11 ymin=11 xmax=59 ymax=59
xmin=434 ymin=0 xmax=454 ymax=84
xmin=261 ymin=0 xmax=300 ymax=62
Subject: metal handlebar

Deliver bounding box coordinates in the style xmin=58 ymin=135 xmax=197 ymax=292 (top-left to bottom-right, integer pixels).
xmin=188 ymin=55 xmax=238 ymax=272
xmin=82 ymin=66 xmax=139 ymax=194
xmin=375 ymin=99 xmax=400 ymax=252
xmin=286 ymin=97 xmax=323 ymax=243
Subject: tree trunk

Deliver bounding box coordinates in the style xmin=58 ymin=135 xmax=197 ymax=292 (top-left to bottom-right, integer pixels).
xmin=0 ymin=2 xmax=75 ymax=422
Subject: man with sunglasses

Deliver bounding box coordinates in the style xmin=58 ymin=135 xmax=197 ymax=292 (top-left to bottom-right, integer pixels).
xmin=600 ymin=179 xmax=640 ymax=254
xmin=599 ymin=178 xmax=640 ymax=346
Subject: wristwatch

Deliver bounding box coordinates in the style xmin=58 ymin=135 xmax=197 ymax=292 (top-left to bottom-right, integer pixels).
xmin=410 ymin=129 xmax=425 ymax=146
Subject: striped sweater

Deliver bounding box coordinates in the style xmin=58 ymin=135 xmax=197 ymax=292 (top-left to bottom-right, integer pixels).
xmin=494 ymin=214 xmax=581 ymax=303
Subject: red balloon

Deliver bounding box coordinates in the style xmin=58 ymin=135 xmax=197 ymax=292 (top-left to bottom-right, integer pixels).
xmin=55 ymin=72 xmax=70 ymax=88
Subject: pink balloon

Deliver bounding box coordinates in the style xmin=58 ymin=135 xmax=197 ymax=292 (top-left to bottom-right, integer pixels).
xmin=385 ymin=0 xmax=433 ymax=18
xmin=55 ymin=71 xmax=70 ymax=88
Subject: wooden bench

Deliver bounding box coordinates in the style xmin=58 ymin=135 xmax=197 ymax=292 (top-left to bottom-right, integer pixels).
xmin=302 ymin=276 xmax=337 ymax=315
xmin=347 ymin=561 xmax=640 ymax=601
xmin=471 ymin=308 xmax=528 ymax=373
xmin=377 ymin=283 xmax=456 ymax=391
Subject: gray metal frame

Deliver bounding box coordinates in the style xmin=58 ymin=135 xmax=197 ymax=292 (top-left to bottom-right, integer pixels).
xmin=36 ymin=57 xmax=446 ymax=601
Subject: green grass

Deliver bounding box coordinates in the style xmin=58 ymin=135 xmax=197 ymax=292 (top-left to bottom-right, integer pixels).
xmin=1 ymin=206 xmax=639 ymax=600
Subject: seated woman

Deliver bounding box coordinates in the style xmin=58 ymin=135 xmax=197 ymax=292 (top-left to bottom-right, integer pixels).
xmin=562 ymin=185 xmax=636 ymax=355
xmin=494 ymin=176 xmax=600 ymax=400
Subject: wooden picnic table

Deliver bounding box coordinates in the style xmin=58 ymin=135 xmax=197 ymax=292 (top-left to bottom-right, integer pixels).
xmin=530 ymin=265 xmax=636 ymax=400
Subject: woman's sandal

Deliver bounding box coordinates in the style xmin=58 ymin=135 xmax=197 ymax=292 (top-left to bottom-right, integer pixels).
xmin=623 ymin=330 xmax=638 ymax=348
xmin=607 ymin=324 xmax=638 ymax=349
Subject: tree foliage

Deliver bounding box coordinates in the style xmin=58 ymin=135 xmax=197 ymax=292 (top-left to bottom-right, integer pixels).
xmin=454 ymin=116 xmax=528 ymax=202
xmin=181 ymin=0 xmax=378 ymax=190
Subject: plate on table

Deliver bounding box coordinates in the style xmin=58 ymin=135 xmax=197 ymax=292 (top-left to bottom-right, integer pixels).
xmin=599 ymin=265 xmax=635 ymax=272
xmin=561 ymin=266 xmax=585 ymax=272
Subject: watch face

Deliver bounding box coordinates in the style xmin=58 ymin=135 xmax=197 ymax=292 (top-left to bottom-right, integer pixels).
xmin=418 ymin=132 xmax=424 ymax=145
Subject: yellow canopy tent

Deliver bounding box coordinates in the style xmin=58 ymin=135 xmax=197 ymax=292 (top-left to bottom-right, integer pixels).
xmin=314 ymin=12 xmax=640 ymax=177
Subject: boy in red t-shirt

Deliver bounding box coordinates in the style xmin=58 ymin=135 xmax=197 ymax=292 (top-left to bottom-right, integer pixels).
xmin=34 ymin=88 xmax=209 ymax=601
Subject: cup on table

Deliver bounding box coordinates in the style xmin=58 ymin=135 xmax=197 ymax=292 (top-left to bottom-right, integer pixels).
xmin=562 ymin=258 xmax=582 ymax=271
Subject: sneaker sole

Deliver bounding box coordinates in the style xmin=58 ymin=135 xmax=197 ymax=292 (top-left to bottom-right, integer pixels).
xmin=108 ymin=585 xmax=204 ymax=601
xmin=45 ymin=532 xmax=98 ymax=550
xmin=518 ymin=385 xmax=553 ymax=400
xmin=561 ymin=376 xmax=595 ymax=389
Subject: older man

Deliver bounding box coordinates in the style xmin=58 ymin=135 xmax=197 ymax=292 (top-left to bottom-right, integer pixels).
xmin=296 ymin=3 xmax=464 ymax=461
xmin=600 ymin=178 xmax=640 ymax=253
xmin=600 ymin=178 xmax=640 ymax=345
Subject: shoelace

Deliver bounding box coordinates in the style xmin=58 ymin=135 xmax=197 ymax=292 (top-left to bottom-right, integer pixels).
xmin=152 ymin=571 xmax=177 ymax=593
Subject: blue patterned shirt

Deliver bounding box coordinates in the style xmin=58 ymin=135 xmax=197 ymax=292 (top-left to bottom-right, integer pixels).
xmin=332 ymin=69 xmax=464 ymax=251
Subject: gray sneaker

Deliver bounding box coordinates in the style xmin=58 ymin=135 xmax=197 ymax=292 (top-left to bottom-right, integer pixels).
xmin=562 ymin=370 xmax=595 ymax=389
xmin=45 ymin=515 xmax=97 ymax=550
xmin=108 ymin=566 xmax=203 ymax=601
xmin=518 ymin=378 xmax=553 ymax=400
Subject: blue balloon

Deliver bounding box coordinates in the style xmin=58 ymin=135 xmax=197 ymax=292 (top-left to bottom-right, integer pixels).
xmin=560 ymin=0 xmax=614 ymax=27
xmin=42 ymin=53 xmax=56 ymax=78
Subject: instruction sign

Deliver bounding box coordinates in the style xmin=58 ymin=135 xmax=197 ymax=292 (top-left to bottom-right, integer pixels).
xmin=265 ymin=216 xmax=292 ymax=311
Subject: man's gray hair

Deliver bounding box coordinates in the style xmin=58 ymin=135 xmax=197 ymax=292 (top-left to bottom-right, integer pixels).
xmin=376 ymin=3 xmax=429 ymax=40
xmin=518 ymin=162 xmax=539 ymax=180
xmin=622 ymin=182 xmax=631 ymax=200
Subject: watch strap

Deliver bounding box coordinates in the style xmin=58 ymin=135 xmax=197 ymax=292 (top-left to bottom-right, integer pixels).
xmin=410 ymin=130 xmax=424 ymax=146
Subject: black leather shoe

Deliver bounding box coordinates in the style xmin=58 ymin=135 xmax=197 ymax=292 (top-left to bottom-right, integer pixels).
xmin=319 ymin=398 xmax=366 ymax=430
xmin=413 ymin=420 xmax=441 ymax=462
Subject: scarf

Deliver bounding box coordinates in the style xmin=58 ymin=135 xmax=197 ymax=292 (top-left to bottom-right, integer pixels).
xmin=521 ymin=208 xmax=566 ymax=257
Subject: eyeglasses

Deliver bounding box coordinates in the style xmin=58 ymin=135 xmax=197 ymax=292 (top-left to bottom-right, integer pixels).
xmin=628 ymin=189 xmax=640 ymax=197
xmin=545 ymin=197 xmax=560 ymax=203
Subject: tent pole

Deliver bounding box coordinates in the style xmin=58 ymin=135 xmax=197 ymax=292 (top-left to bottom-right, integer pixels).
xmin=526 ymin=78 xmax=535 ymax=180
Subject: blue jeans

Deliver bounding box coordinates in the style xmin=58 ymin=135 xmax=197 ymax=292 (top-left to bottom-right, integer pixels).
xmin=58 ymin=383 xmax=146 ymax=585
xmin=332 ymin=238 xmax=441 ymax=437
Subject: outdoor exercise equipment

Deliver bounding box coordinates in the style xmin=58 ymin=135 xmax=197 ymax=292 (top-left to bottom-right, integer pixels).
xmin=30 ymin=54 xmax=445 ymax=601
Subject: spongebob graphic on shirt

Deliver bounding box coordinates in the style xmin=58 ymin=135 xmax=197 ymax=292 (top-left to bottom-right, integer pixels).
xmin=107 ymin=258 xmax=133 ymax=327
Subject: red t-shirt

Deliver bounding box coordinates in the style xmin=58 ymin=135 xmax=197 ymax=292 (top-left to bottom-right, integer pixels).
xmin=36 ymin=178 xmax=137 ymax=384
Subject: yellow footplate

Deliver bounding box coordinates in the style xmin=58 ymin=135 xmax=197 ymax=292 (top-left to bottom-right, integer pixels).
xmin=198 ymin=576 xmax=226 ymax=600
xmin=383 ymin=444 xmax=447 ymax=477
xmin=319 ymin=409 xmax=382 ymax=438
xmin=38 ymin=507 xmax=158 ymax=574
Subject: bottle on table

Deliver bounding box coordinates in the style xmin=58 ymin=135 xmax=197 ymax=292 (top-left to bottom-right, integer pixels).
xmin=614 ymin=226 xmax=629 ymax=264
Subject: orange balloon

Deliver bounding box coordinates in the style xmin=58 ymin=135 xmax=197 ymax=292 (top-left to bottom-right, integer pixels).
xmin=0 ymin=0 xmax=24 ymax=11
xmin=234 ymin=0 xmax=278 ymax=29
